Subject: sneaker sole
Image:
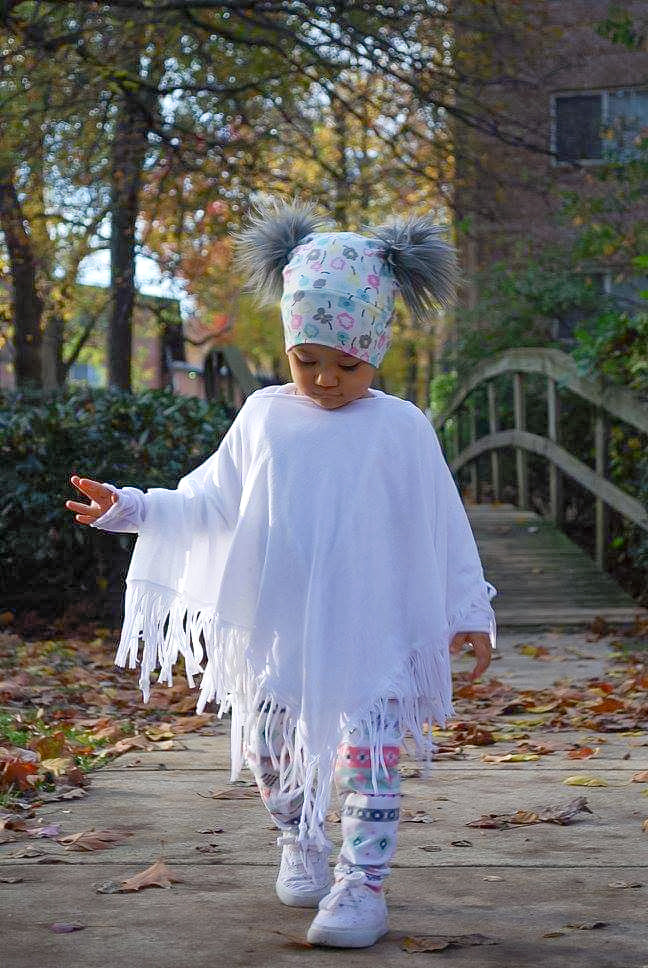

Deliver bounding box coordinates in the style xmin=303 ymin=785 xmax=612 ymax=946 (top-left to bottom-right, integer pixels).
xmin=276 ymin=881 xmax=333 ymax=908
xmin=306 ymin=917 xmax=389 ymax=948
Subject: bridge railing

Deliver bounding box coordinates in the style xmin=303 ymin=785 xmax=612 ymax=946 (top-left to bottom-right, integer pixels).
xmin=434 ymin=347 xmax=648 ymax=570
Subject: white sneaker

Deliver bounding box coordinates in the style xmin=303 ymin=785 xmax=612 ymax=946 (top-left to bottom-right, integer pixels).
xmin=306 ymin=871 xmax=389 ymax=948
xmin=275 ymin=832 xmax=332 ymax=908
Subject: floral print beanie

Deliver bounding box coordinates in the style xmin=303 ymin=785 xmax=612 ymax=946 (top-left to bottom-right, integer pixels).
xmin=235 ymin=197 xmax=459 ymax=368
xmin=281 ymin=231 xmax=398 ymax=367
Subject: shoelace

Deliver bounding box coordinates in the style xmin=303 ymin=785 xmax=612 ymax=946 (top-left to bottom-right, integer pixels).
xmin=319 ymin=870 xmax=372 ymax=912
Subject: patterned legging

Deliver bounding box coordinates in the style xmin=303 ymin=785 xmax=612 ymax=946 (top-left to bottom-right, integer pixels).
xmin=245 ymin=700 xmax=402 ymax=888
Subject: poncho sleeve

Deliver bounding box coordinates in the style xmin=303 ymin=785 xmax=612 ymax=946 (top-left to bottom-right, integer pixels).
xmin=106 ymin=406 xmax=249 ymax=698
xmin=417 ymin=410 xmax=497 ymax=649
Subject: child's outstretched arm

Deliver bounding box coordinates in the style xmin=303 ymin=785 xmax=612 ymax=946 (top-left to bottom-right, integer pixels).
xmin=66 ymin=476 xmax=117 ymax=525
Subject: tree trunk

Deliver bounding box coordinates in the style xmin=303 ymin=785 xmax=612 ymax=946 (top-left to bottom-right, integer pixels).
xmin=108 ymin=53 xmax=149 ymax=391
xmin=0 ymin=176 xmax=43 ymax=387
xmin=41 ymin=314 xmax=65 ymax=389
xmin=404 ymin=338 xmax=418 ymax=404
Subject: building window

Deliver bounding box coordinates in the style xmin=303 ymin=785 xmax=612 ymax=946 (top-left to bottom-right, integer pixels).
xmin=551 ymin=271 xmax=648 ymax=342
xmin=69 ymin=361 xmax=103 ymax=386
xmin=552 ymin=88 xmax=648 ymax=163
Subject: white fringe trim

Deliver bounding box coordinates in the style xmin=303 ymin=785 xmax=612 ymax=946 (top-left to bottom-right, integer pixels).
xmin=116 ymin=579 xmax=456 ymax=851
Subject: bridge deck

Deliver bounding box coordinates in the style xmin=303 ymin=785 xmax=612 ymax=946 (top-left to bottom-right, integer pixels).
xmin=466 ymin=503 xmax=646 ymax=626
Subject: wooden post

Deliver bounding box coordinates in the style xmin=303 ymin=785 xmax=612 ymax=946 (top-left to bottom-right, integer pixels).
xmin=487 ymin=381 xmax=501 ymax=502
xmin=513 ymin=372 xmax=529 ymax=509
xmin=547 ymin=377 xmax=563 ymax=524
xmin=595 ymin=409 xmax=609 ymax=570
xmin=451 ymin=414 xmax=460 ymax=464
xmin=468 ymin=397 xmax=480 ymax=503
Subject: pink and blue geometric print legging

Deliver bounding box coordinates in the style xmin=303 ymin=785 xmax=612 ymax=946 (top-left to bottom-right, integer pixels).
xmin=245 ymin=700 xmax=402 ymax=888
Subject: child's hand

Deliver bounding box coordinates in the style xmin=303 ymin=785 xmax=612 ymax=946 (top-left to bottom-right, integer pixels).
xmin=450 ymin=631 xmax=492 ymax=681
xmin=65 ymin=476 xmax=117 ymax=525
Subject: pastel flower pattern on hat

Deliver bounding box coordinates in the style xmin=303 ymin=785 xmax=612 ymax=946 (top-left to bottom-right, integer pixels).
xmin=280 ymin=231 xmax=398 ymax=367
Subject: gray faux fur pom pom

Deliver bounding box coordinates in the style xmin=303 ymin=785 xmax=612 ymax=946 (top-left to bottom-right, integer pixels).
xmin=369 ymin=214 xmax=459 ymax=319
xmin=234 ymin=196 xmax=326 ymax=304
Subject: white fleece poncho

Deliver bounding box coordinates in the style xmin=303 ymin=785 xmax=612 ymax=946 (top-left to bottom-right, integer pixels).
xmin=96 ymin=383 xmax=495 ymax=845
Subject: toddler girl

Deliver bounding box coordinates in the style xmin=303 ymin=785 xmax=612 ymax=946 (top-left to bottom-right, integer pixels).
xmin=66 ymin=198 xmax=495 ymax=949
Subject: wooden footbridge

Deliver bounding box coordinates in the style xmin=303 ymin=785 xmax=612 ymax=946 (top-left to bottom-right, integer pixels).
xmin=435 ymin=348 xmax=648 ymax=626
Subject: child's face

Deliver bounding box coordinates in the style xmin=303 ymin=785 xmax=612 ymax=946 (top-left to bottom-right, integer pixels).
xmin=287 ymin=343 xmax=376 ymax=410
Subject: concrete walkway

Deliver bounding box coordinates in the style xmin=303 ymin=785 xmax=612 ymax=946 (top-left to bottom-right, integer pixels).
xmin=2 ymin=629 xmax=647 ymax=967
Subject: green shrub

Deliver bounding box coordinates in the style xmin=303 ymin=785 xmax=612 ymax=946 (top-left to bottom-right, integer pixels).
xmin=0 ymin=386 xmax=234 ymax=620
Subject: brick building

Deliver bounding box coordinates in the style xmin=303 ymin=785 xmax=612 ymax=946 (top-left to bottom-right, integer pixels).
xmin=451 ymin=1 xmax=648 ymax=325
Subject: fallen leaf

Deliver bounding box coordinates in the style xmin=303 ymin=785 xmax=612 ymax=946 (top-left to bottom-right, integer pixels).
xmin=271 ymin=930 xmax=315 ymax=949
xmin=399 ymin=766 xmax=422 ymax=778
xmin=588 ymin=698 xmax=626 ymax=714
xmin=607 ymin=881 xmax=643 ymax=889
xmin=567 ymin=747 xmax=599 ymax=760
xmin=0 ymin=875 xmax=23 ymax=883
xmin=400 ymin=933 xmax=498 ymax=952
xmin=515 ymin=644 xmax=551 ymax=659
xmin=563 ymin=775 xmax=608 ymax=787
xmin=325 ymin=810 xmax=341 ymax=823
xmin=26 ymin=823 xmax=61 ymax=839
xmin=1 ymin=755 xmax=39 ymax=791
xmin=482 ymin=752 xmax=540 ymax=763
xmin=57 ymin=828 xmax=132 ymax=851
xmin=37 ymin=787 xmax=86 ymax=803
xmin=50 ymin=923 xmax=85 ymax=933
xmin=543 ymin=931 xmax=566 ymax=938
xmin=207 ymin=787 xmax=258 ymax=800
xmin=119 ymin=857 xmax=183 ymax=892
xmin=105 ymin=735 xmax=149 ymax=755
xmin=7 ymin=844 xmax=44 ymax=858
xmin=95 ymin=880 xmax=123 ymax=894
xmin=467 ymin=797 xmax=591 ymax=829
xmin=564 ymin=921 xmax=607 ymax=930
xmin=198 ymin=827 xmax=224 ymax=835
xmin=143 ymin=727 xmax=174 ymax=742
xmin=631 ymin=771 xmax=648 ymax=782
xmin=450 ymin=839 xmax=472 ymax=847
xmin=642 ymin=818 xmax=648 ymax=833
xmin=401 ymin=810 xmax=437 ymax=823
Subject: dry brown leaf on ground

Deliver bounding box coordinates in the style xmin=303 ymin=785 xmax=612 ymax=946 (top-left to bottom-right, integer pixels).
xmin=564 ymin=921 xmax=607 ymax=930
xmin=631 ymin=770 xmax=648 ymax=782
xmin=206 ymin=787 xmax=258 ymax=799
xmin=119 ymin=858 xmax=183 ymax=892
xmin=467 ymin=797 xmax=591 ymax=829
xmin=567 ymin=747 xmax=599 ymax=760
xmin=104 ymin=735 xmax=150 ymax=756
xmin=482 ymin=752 xmax=540 ymax=763
xmin=162 ymin=714 xmax=214 ymax=735
xmin=7 ymin=844 xmax=44 ymax=858
xmin=536 ymin=797 xmax=593 ymax=824
xmin=271 ymin=930 xmax=315 ymax=949
xmin=642 ymin=818 xmax=648 ymax=833
xmin=57 ymin=828 xmax=132 ymax=851
xmin=1 ymin=754 xmax=39 ymax=791
xmin=401 ymin=810 xmax=437 ymax=823
xmin=400 ymin=933 xmax=499 ymax=952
